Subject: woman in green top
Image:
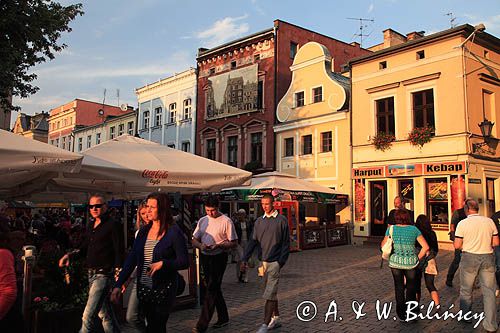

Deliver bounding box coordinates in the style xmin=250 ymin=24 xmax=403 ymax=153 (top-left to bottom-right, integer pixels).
xmin=381 ymin=210 xmax=429 ymax=321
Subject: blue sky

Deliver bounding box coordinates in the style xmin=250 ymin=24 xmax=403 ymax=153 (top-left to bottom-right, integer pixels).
xmin=12 ymin=0 xmax=500 ymax=123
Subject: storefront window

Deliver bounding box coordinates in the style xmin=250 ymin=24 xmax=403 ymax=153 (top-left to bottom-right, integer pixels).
xmin=486 ymin=178 xmax=496 ymax=217
xmin=398 ymin=179 xmax=414 ymax=211
xmin=426 ymin=177 xmax=448 ymax=229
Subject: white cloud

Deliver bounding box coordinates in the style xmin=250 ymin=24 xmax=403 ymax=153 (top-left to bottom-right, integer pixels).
xmin=251 ymin=0 xmax=265 ymax=16
xmin=368 ymin=3 xmax=374 ymax=13
xmin=196 ymin=15 xmax=250 ymax=48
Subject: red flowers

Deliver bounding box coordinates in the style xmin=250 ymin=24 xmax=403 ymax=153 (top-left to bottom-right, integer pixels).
xmin=408 ymin=126 xmax=434 ymax=148
xmin=372 ymin=132 xmax=396 ymax=151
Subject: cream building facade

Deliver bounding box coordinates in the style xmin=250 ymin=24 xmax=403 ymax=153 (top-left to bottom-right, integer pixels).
xmin=349 ymin=24 xmax=500 ymax=242
xmin=136 ymin=68 xmax=196 ymax=153
xmin=274 ymin=42 xmax=352 ymax=224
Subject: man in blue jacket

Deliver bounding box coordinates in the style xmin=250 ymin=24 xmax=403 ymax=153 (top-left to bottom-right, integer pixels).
xmin=241 ymin=194 xmax=290 ymax=333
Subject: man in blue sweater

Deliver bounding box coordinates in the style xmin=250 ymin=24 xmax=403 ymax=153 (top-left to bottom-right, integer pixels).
xmin=241 ymin=194 xmax=290 ymax=333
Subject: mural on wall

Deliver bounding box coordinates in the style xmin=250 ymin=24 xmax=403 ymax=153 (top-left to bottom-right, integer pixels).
xmin=205 ymin=64 xmax=258 ymax=120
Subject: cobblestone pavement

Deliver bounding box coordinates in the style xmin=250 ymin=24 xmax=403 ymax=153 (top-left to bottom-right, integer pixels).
xmin=125 ymin=244 xmax=499 ymax=332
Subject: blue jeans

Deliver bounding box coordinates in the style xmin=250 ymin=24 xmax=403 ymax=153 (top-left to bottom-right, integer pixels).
xmin=460 ymin=252 xmax=498 ymax=332
xmin=80 ymin=273 xmax=120 ymax=333
xmin=126 ymin=279 xmax=146 ymax=333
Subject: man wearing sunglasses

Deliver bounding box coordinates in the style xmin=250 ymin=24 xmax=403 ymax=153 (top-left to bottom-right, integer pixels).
xmin=59 ymin=194 xmax=123 ymax=333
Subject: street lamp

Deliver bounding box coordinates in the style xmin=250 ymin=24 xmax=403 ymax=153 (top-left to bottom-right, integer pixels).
xmin=478 ymin=118 xmax=494 ymax=138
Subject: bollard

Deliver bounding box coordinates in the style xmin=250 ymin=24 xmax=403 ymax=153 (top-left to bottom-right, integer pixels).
xmin=22 ymin=245 xmax=37 ymax=332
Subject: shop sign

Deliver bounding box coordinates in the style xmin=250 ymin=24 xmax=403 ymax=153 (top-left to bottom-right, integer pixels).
xmin=423 ymin=161 xmax=466 ymax=175
xmin=386 ymin=164 xmax=422 ymax=177
xmin=468 ymin=178 xmax=481 ymax=184
xmin=352 ymin=167 xmax=385 ymax=179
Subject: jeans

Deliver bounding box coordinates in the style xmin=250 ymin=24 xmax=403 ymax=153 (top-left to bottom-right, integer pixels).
xmin=460 ymin=252 xmax=497 ymax=332
xmin=126 ymin=279 xmax=146 ymax=333
xmin=494 ymin=246 xmax=500 ymax=288
xmin=446 ymin=249 xmax=462 ymax=283
xmin=197 ymin=253 xmax=229 ymax=331
xmin=390 ymin=268 xmax=417 ymax=321
xmin=80 ymin=273 xmax=119 ymax=333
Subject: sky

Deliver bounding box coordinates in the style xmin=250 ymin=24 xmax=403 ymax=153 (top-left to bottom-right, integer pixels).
xmin=12 ymin=0 xmax=500 ymax=125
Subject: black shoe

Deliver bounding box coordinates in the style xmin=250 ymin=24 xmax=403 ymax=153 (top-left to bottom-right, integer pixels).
xmin=212 ymin=321 xmax=229 ymax=329
xmin=446 ymin=280 xmax=453 ymax=287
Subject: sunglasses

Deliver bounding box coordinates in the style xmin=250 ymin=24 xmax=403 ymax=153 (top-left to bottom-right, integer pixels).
xmin=89 ymin=204 xmax=104 ymax=209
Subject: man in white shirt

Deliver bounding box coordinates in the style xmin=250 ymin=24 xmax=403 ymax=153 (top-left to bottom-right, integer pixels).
xmin=454 ymin=198 xmax=499 ymax=333
xmin=191 ymin=195 xmax=237 ymax=333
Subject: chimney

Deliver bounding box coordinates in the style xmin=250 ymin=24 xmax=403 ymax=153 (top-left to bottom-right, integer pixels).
xmin=406 ymin=31 xmax=425 ymax=41
xmin=350 ymin=41 xmax=360 ymax=48
xmin=383 ymin=29 xmax=407 ymax=48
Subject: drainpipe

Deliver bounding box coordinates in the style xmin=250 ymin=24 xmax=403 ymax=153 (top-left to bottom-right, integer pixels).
xmin=273 ymin=20 xmax=279 ymax=171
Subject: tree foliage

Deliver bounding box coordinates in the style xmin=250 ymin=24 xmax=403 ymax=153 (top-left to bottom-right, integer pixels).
xmin=0 ymin=0 xmax=83 ymax=110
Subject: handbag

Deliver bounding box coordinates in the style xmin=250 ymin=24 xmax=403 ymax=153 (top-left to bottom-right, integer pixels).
xmin=425 ymin=258 xmax=438 ymax=275
xmin=381 ymin=226 xmax=394 ymax=260
xmin=137 ymin=282 xmax=172 ymax=305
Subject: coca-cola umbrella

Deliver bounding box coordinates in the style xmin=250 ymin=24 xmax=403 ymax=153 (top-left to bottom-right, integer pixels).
xmin=49 ymin=135 xmax=251 ymax=196
xmin=0 ymin=129 xmax=83 ymax=199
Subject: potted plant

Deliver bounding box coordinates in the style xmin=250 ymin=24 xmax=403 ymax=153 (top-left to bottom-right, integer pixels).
xmin=408 ymin=126 xmax=434 ymax=148
xmin=371 ymin=132 xmax=396 ymax=151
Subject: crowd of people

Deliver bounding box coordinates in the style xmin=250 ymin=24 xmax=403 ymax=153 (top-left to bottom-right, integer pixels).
xmin=381 ymin=196 xmax=499 ymax=333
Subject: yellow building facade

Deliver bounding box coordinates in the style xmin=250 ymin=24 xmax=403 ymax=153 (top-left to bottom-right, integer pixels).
xmin=274 ymin=42 xmax=352 ymax=224
xmin=349 ymin=24 xmax=500 ymax=242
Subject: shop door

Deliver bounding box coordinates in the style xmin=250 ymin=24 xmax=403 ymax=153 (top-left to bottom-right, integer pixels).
xmin=370 ymin=181 xmax=387 ymax=236
xmin=273 ymin=201 xmax=299 ymax=251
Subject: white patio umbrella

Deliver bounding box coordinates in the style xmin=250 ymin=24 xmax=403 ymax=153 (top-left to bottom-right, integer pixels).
xmin=49 ymin=135 xmax=251 ymax=196
xmin=0 ymin=129 xmax=83 ymax=198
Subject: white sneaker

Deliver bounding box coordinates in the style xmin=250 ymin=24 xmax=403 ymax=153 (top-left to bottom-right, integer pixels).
xmin=268 ymin=316 xmax=281 ymax=330
xmin=256 ymin=323 xmax=268 ymax=333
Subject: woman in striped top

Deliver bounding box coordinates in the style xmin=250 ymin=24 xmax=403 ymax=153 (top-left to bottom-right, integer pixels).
xmin=112 ymin=193 xmax=189 ymax=332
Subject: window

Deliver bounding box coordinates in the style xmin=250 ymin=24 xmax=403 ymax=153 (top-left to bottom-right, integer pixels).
xmin=50 ymin=140 xmax=54 ymax=146
xmin=257 ymin=81 xmax=263 ymax=109
xmin=412 ymin=89 xmax=435 ymax=131
xmin=86 ymin=135 xmax=91 ymax=148
xmin=295 ymin=91 xmax=304 ymax=107
xmin=284 ymin=138 xmax=294 ymax=157
xmin=127 ymin=121 xmax=134 ymax=135
xmin=154 ymin=107 xmax=162 ymax=126
xmin=376 ymin=97 xmax=395 ymax=135
xmin=487 ymin=178 xmax=496 ymax=217
xmin=227 ymin=136 xmax=238 ymax=167
xmin=182 ymin=141 xmax=190 ymax=152
xmin=379 ymin=61 xmax=387 ymax=69
xmin=96 ymin=133 xmax=101 ymax=145
xmin=426 ymin=178 xmax=448 ymax=228
xmin=251 ymin=132 xmax=262 ymax=162
xmin=290 ymin=42 xmax=298 ymax=59
xmin=302 ymin=135 xmax=312 ymax=155
xmin=209 ymin=68 xmax=215 ymax=75
xmin=57 ymin=121 xmax=60 ymax=129
xmin=55 ymin=138 xmax=59 ymax=147
xmin=183 ymin=99 xmax=192 ymax=120
xmin=110 ymin=126 xmax=116 ymax=139
xmin=62 ymin=136 xmax=66 ymax=150
xmin=143 ymin=111 xmax=150 ymax=129
xmin=207 ymin=139 xmax=216 ymax=160
xmin=416 ymin=50 xmax=425 ymax=60
xmin=313 ymin=87 xmax=322 ymax=103
xmin=321 ymin=131 xmax=332 ymax=152
xmin=231 ymin=61 xmax=237 ymax=69
xmin=167 ymin=144 xmax=175 ymax=149
xmin=169 ymin=103 xmax=177 ymax=123
xmin=78 ymin=138 xmax=83 ymax=152
xmin=62 ymin=119 xmax=66 ymax=127
xmin=483 ymin=89 xmax=494 ymax=123
xmin=118 ymin=124 xmax=124 ymax=136
xmin=254 ymin=54 xmax=260 ymax=62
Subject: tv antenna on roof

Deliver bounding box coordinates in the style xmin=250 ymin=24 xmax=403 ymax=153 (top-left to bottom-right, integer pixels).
xmin=347 ymin=17 xmax=374 ymax=48
xmin=445 ymin=12 xmax=456 ymax=28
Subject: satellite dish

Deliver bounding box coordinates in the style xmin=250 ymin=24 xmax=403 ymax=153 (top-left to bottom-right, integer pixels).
xmin=277 ymin=105 xmax=291 ymax=122
xmin=120 ymin=103 xmax=129 ymax=111
xmin=98 ymin=109 xmax=104 ymax=116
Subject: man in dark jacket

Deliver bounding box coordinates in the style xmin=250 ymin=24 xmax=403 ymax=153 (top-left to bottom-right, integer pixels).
xmin=59 ymin=194 xmax=123 ymax=333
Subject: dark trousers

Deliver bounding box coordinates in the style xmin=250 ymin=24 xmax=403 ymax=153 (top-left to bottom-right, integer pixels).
xmin=197 ymin=253 xmax=229 ymax=331
xmin=447 ymin=249 xmax=462 ymax=283
xmin=140 ymin=279 xmax=177 ymax=333
xmin=391 ymin=268 xmax=417 ymax=320
xmin=415 ymin=268 xmax=437 ymax=294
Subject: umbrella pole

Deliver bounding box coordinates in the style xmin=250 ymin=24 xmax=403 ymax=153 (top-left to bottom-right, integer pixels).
xmin=123 ymin=201 xmax=128 ymax=249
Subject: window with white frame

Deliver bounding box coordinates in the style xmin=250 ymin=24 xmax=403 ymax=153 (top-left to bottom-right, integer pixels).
xmin=227 ymin=136 xmax=238 ymax=167
xmin=55 ymin=138 xmax=59 ymax=147
xmin=412 ymin=89 xmax=435 ymax=132
xmin=62 ymin=136 xmax=66 ymax=150
xmin=143 ymin=111 xmax=150 ymax=129
xmin=169 ymin=103 xmax=177 ymax=123
xmin=302 ymin=135 xmax=312 ymax=155
xmin=118 ymin=124 xmax=124 ymax=136
xmin=251 ymin=132 xmax=262 ymax=163
xmin=183 ymin=99 xmax=192 ymax=120
xmin=321 ymin=131 xmax=332 ymax=152
xmin=110 ymin=126 xmax=116 ymax=139
xmin=87 ymin=135 xmax=91 ymax=148
xmin=127 ymin=121 xmax=134 ymax=135
xmin=207 ymin=139 xmax=216 ymax=160
xmin=96 ymin=133 xmax=101 ymax=145
xmin=313 ymin=87 xmax=323 ymax=103
xmin=154 ymin=107 xmax=162 ymax=126
xmin=284 ymin=137 xmax=294 ymax=157
xmin=295 ymin=91 xmax=304 ymax=107
xmin=78 ymin=138 xmax=83 ymax=152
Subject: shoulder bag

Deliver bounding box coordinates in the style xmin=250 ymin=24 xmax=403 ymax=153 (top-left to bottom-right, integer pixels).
xmin=381 ymin=226 xmax=394 ymax=260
